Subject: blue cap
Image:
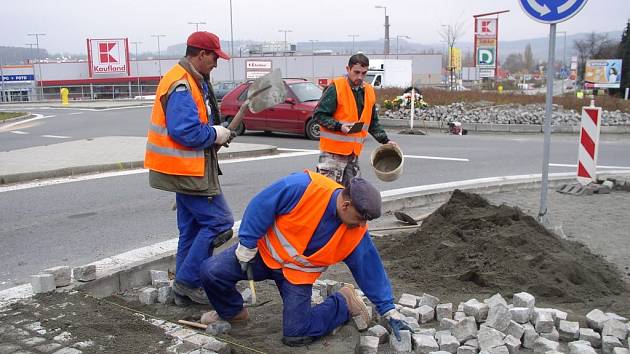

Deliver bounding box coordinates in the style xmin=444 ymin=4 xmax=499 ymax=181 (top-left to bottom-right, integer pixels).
xmin=347 ymin=177 xmax=382 ymax=220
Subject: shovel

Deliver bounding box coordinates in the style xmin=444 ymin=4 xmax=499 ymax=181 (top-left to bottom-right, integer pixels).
xmin=225 ymin=69 xmax=286 ymax=137
xmin=394 ymin=211 xmax=432 ymax=225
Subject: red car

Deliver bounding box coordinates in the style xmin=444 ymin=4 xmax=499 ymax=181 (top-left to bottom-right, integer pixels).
xmin=220 ymin=78 xmax=323 ymax=140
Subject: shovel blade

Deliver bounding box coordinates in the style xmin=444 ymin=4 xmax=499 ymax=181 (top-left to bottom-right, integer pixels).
xmin=394 ymin=211 xmax=418 ymax=225
xmin=248 ymin=69 xmax=287 ymax=113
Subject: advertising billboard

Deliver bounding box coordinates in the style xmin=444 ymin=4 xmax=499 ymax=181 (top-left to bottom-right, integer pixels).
xmin=584 ymin=59 xmax=622 ymax=88
xmin=245 ymin=60 xmax=273 ymax=79
xmin=87 ymin=38 xmax=130 ymax=77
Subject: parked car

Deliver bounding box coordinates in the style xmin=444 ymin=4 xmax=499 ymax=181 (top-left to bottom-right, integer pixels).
xmin=213 ymin=81 xmax=239 ymax=101
xmin=220 ymin=78 xmax=323 ymax=140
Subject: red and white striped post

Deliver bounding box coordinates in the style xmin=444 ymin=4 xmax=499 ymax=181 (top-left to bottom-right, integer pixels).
xmin=577 ymin=103 xmax=602 ymax=185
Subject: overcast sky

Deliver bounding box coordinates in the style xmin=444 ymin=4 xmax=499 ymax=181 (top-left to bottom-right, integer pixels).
xmin=2 ymin=0 xmax=628 ymax=54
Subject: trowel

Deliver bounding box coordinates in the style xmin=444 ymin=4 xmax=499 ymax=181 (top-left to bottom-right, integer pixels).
xmin=394 ymin=211 xmax=432 ymax=225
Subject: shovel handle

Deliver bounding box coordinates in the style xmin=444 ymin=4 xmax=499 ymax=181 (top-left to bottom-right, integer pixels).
xmin=178 ymin=319 xmax=208 ymax=329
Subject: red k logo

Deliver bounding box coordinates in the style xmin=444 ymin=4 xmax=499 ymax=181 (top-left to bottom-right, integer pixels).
xmin=481 ymin=20 xmax=492 ymax=33
xmin=99 ymin=42 xmax=118 ymax=63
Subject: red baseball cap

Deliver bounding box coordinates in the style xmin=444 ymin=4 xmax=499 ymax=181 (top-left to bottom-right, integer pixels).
xmin=186 ymin=31 xmax=230 ymax=60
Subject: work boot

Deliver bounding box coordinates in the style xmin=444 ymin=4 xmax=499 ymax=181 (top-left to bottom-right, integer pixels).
xmin=172 ymin=280 xmax=209 ymax=305
xmin=281 ymin=336 xmax=316 ymax=347
xmin=338 ymin=284 xmax=369 ymax=324
xmin=211 ymin=229 xmax=233 ymax=249
xmin=200 ymin=308 xmax=249 ymax=325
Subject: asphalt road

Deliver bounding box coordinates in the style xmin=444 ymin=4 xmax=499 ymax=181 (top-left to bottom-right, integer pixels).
xmin=1 ymin=107 xmax=629 ymax=290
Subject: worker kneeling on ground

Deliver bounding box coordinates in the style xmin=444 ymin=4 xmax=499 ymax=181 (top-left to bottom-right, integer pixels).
xmin=199 ymin=170 xmax=409 ymax=346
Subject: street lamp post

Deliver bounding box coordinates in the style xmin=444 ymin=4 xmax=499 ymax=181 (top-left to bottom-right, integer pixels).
xmin=131 ymin=41 xmax=142 ymax=98
xmin=348 ymin=34 xmax=359 ymax=54
xmin=188 ymin=21 xmax=206 ymax=32
xmin=395 ymin=35 xmax=410 ymax=59
xmin=278 ymin=29 xmax=292 ymax=75
xmin=28 ymin=33 xmax=46 ymax=101
xmin=309 ymin=39 xmax=318 ymax=82
xmin=151 ymin=34 xmax=166 ymax=78
xmin=375 ymin=5 xmax=390 ymax=56
xmin=229 ymin=0 xmax=235 ymax=82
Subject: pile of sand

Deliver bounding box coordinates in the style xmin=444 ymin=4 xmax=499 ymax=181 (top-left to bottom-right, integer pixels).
xmin=377 ymin=190 xmax=625 ymax=303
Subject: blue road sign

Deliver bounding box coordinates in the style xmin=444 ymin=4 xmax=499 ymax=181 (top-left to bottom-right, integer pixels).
xmin=519 ymin=0 xmax=588 ymax=24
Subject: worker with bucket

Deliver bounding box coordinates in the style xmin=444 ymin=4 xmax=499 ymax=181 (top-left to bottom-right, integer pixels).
xmin=315 ymin=53 xmax=400 ymax=185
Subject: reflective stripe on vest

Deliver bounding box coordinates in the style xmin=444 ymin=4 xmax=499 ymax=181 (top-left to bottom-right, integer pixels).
xmin=319 ymin=76 xmax=375 ymax=156
xmin=257 ymin=170 xmax=366 ymax=285
xmin=144 ymin=64 xmax=208 ymax=176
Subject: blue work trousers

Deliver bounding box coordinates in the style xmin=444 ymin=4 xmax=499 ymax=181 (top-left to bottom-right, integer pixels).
xmin=200 ymin=243 xmax=351 ymax=338
xmin=175 ymin=192 xmax=234 ymax=288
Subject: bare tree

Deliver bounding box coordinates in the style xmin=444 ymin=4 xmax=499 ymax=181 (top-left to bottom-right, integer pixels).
xmin=573 ymin=32 xmax=619 ymax=81
xmin=439 ymin=21 xmax=466 ymax=90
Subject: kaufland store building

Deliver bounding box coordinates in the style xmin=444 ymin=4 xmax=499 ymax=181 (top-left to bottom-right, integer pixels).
xmin=0 ymin=37 xmax=442 ymax=103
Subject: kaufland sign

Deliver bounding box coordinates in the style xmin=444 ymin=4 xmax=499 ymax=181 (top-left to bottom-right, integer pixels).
xmin=87 ymin=38 xmax=130 ymax=77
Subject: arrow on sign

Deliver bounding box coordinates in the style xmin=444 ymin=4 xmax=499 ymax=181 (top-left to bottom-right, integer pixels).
xmin=558 ymin=0 xmax=578 ymax=13
xmin=527 ymin=0 xmax=551 ymax=15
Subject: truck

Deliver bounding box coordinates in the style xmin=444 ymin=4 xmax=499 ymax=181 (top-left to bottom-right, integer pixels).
xmin=364 ymin=59 xmax=412 ymax=88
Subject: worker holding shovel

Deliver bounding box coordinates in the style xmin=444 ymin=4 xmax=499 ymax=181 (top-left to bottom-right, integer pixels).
xmin=315 ymin=53 xmax=399 ymax=186
xmin=198 ymin=171 xmax=410 ymax=346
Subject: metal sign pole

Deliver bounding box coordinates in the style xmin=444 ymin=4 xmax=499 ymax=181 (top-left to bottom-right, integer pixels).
xmin=0 ymin=56 xmax=5 ymax=102
xmin=538 ymin=23 xmax=556 ymax=224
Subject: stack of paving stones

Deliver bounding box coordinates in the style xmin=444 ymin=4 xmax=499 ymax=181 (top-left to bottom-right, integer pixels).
xmin=142 ymin=316 xmax=230 ymax=354
xmin=556 ymin=178 xmax=630 ymax=196
xmin=30 ymin=265 xmax=97 ymax=294
xmin=137 ymin=270 xmax=175 ymax=305
xmin=381 ymin=102 xmax=630 ymax=127
xmin=341 ymin=286 xmax=630 ymax=354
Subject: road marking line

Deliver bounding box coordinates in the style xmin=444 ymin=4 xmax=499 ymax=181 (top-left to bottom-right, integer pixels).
xmin=69 ymin=112 xmax=83 ymax=115
xmin=550 ymin=163 xmax=630 ymax=170
xmin=41 ymin=135 xmax=71 ymax=139
xmin=0 ymin=114 xmax=47 ymax=130
xmin=404 ymin=154 xmax=469 ymax=162
xmin=10 ymin=131 xmax=29 ymax=135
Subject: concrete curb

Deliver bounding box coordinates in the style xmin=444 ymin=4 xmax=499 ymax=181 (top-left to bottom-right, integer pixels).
xmin=379 ymin=118 xmax=630 ymax=134
xmin=0 ymin=146 xmax=277 ymax=185
xmin=0 ymin=113 xmax=33 ymax=124
xmin=3 ymin=171 xmax=628 ymax=305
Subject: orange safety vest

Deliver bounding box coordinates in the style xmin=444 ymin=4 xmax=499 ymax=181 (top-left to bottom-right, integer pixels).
xmin=144 ymin=64 xmax=208 ymax=176
xmin=257 ymin=170 xmax=367 ymax=285
xmin=319 ymin=77 xmax=376 ymax=156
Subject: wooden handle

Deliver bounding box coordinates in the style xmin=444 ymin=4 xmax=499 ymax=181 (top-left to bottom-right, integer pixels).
xmin=178 ymin=319 xmax=208 ymax=329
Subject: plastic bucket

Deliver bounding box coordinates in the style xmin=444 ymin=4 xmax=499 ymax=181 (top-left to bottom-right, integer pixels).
xmin=370 ymin=144 xmax=404 ymax=182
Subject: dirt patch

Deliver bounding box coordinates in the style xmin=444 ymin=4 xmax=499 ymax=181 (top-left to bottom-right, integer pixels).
xmin=375 ymin=189 xmax=629 ymax=309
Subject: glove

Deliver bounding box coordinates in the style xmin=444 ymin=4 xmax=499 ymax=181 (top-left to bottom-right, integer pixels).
xmin=235 ymin=243 xmax=258 ymax=275
xmin=213 ymin=125 xmax=231 ymax=145
xmin=384 ymin=309 xmax=413 ymax=341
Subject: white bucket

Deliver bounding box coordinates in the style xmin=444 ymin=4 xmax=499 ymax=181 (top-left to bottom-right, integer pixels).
xmin=371 ymin=144 xmax=404 ymax=182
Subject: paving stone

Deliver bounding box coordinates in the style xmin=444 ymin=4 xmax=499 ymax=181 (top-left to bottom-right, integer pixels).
xmin=403 ymin=316 xmax=422 ymax=333
xmin=139 ymin=287 xmax=157 ymax=305
xmin=31 ymin=273 xmax=56 ymax=293
xmin=438 ymin=334 xmax=460 ymax=353
xmin=522 ymin=323 xmax=539 ymax=349
xmin=157 ymin=286 xmax=174 ymax=304
xmin=21 ymin=336 xmax=47 ymax=346
xmin=506 ymin=321 xmax=524 ymax=340
xmin=34 ymin=343 xmax=63 ymax=353
xmin=72 ymin=265 xmax=96 ymax=282
xmin=456 ymin=345 xmax=476 ymax=354
xmin=0 ymin=344 xmax=21 ymax=352
xmin=413 ymin=334 xmax=439 ymax=354
xmin=478 ymin=326 xmax=505 ymax=351
xmin=168 ymin=328 xmax=198 ymax=339
xmin=612 ymin=348 xmax=630 ymax=354
xmin=417 ymin=328 xmax=437 ymax=337
xmin=429 ymin=351 xmax=453 ymax=354
xmin=586 ymin=309 xmax=610 ymax=331
xmin=605 ymin=313 xmax=628 ymax=322
xmin=71 ymin=341 xmax=94 ymax=350
xmin=533 ymin=337 xmax=560 ymax=352
xmin=43 ymin=266 xmax=72 ymax=287
xmin=202 ymin=337 xmax=230 ymax=354
xmin=149 ymin=270 xmax=169 ymax=287
xmin=435 ymin=330 xmax=453 ymax=342
xmin=453 ymin=311 xmax=467 ymax=322
xmin=602 ymin=335 xmax=623 ymax=354
xmin=488 ymin=344 xmax=509 ymax=354
xmin=579 ymin=328 xmax=602 ymax=348
xmin=439 ymin=318 xmax=459 ymax=331
xmin=512 ymin=292 xmax=535 ymax=308
xmin=6 ymin=327 xmax=31 ymax=339
xmin=353 ymin=314 xmax=369 ymax=331
xmin=503 ymin=335 xmax=521 ymax=354
xmin=389 ymin=330 xmax=412 ymax=353
xmin=569 ymin=342 xmax=597 ymax=354
xmin=53 ymin=331 xmax=73 ymax=343
xmin=418 ymin=294 xmax=440 ymax=310
xmin=436 ymin=303 xmax=453 ymax=321
xmin=485 ymin=303 xmax=511 ymax=332
xmin=484 ymin=294 xmax=508 ymax=308
xmin=452 ymin=316 xmax=478 ymax=343
xmin=553 ymin=309 xmax=568 ymax=327
xmin=603 ymin=320 xmax=629 ymax=340
xmin=401 ymin=306 xmax=419 ymax=321
xmin=356 ymin=335 xmax=379 ymax=354
xmin=399 ymin=293 xmax=419 ymax=308
xmin=23 ymin=321 xmax=43 ymax=332
xmin=509 ymin=307 xmax=532 ymax=324
xmin=457 ymin=303 xmax=465 ymax=312
xmin=368 ymin=324 xmax=389 ymax=344
xmin=418 ymin=305 xmax=435 ymax=324
xmin=205 ymin=321 xmax=231 ymax=336
xmin=535 ymin=310 xmax=555 ymax=333
xmin=540 ymin=327 xmax=559 ymax=342
xmin=463 ymin=299 xmax=489 ymax=323
xmin=52 ymin=348 xmax=82 ymax=354
xmin=464 ymin=339 xmax=478 ymax=349
xmin=558 ymin=320 xmax=580 ymax=342
xmin=184 ymin=333 xmax=215 ymax=347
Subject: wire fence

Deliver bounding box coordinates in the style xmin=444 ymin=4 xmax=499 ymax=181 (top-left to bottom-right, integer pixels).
xmin=1 ymin=84 xmax=159 ymax=103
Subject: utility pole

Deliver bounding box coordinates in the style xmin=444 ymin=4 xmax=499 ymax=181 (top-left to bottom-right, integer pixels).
xmin=131 ymin=41 xmax=143 ymax=97
xmin=348 ymin=34 xmax=359 ymax=54
xmin=28 ymin=33 xmax=46 ymax=101
xmin=309 ymin=39 xmax=318 ymax=82
xmin=278 ymin=29 xmax=292 ymax=75
xmin=188 ymin=21 xmax=206 ymax=32
xmin=375 ymin=5 xmax=390 ymax=56
xmin=0 ymin=56 xmax=5 ymax=102
xmin=229 ymin=0 xmax=235 ymax=82
xmin=151 ymin=34 xmax=166 ymax=78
